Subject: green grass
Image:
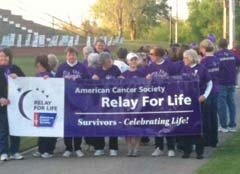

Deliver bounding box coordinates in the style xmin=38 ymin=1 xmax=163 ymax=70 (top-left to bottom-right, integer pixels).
xmin=13 ymin=55 xmax=66 ymax=76
xmin=20 ymin=137 xmax=38 ymax=152
xmin=197 ymin=132 xmax=240 ymax=174
xmin=122 ymin=40 xmax=169 ymax=51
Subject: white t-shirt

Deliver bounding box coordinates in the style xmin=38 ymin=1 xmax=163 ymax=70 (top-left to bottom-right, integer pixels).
xmin=114 ymin=60 xmax=129 ymax=73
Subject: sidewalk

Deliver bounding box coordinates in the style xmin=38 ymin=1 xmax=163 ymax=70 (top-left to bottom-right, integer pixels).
xmin=0 ymin=91 xmax=239 ymax=174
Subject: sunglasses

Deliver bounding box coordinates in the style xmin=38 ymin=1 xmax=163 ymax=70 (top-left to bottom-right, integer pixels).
xmin=149 ymin=53 xmax=155 ymax=56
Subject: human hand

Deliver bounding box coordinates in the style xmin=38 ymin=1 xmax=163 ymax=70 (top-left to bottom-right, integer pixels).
xmin=198 ymin=95 xmax=206 ymax=103
xmin=0 ymin=98 xmax=9 ymax=106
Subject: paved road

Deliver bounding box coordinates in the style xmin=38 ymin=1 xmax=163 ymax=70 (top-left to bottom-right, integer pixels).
xmin=0 ymin=91 xmax=239 ymax=174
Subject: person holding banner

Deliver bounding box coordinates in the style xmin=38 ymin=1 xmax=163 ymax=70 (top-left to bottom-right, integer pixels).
xmin=87 ymin=53 xmax=100 ymax=76
xmin=146 ymin=47 xmax=177 ymax=158
xmin=56 ymin=47 xmax=90 ymax=158
xmin=121 ymin=52 xmax=146 ymax=157
xmin=0 ymin=48 xmax=25 ymax=161
xmin=92 ymin=52 xmax=121 ymax=157
xmin=181 ymin=49 xmax=213 ymax=159
xmin=32 ymin=55 xmax=57 ymax=159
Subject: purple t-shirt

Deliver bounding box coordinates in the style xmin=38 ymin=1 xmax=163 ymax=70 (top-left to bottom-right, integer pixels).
xmin=146 ymin=60 xmax=176 ymax=77
xmin=200 ymin=55 xmax=220 ymax=94
xmin=55 ymin=62 xmax=90 ymax=79
xmin=82 ymin=59 xmax=88 ymax=68
xmin=93 ymin=65 xmax=121 ymax=79
xmin=87 ymin=66 xmax=97 ymax=77
xmin=215 ymin=49 xmax=240 ymax=85
xmin=180 ymin=64 xmax=211 ymax=95
xmin=122 ymin=68 xmax=146 ymax=78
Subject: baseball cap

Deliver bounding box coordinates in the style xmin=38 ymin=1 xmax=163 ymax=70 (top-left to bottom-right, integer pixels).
xmin=126 ymin=52 xmax=139 ymax=60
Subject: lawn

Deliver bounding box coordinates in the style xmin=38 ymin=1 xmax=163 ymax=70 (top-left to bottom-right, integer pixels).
xmin=13 ymin=55 xmax=66 ymax=76
xmin=197 ymin=131 xmax=240 ymax=174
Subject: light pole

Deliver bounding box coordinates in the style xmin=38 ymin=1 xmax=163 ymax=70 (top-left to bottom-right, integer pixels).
xmin=174 ymin=0 xmax=178 ymax=44
xmin=229 ymin=0 xmax=235 ymax=48
xmin=169 ymin=7 xmax=173 ymax=46
xmin=223 ymin=0 xmax=227 ymax=38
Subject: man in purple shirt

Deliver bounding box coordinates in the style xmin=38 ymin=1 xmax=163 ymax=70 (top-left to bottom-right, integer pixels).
xmin=215 ymin=39 xmax=240 ymax=132
xmin=56 ymin=47 xmax=89 ymax=158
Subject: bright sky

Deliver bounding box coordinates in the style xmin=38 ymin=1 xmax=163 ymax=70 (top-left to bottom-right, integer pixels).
xmin=168 ymin=0 xmax=189 ymax=20
xmin=0 ymin=0 xmax=188 ymax=27
xmin=0 ymin=0 xmax=97 ymax=26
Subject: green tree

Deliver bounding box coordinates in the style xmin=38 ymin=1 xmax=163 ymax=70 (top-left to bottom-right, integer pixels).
xmin=91 ymin=0 xmax=169 ymax=40
xmin=187 ymin=0 xmax=223 ymax=42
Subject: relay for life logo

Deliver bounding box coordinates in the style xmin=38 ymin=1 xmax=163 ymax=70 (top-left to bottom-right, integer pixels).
xmin=18 ymin=87 xmax=58 ymax=128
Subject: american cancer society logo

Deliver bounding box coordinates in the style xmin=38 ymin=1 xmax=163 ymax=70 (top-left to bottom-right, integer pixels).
xmin=34 ymin=113 xmax=57 ymax=127
xmin=17 ymin=86 xmax=58 ymax=128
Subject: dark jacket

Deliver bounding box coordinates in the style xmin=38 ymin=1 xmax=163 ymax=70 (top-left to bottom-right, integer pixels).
xmin=0 ymin=65 xmax=25 ymax=113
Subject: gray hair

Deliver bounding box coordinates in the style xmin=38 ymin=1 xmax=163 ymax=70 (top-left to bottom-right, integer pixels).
xmin=99 ymin=52 xmax=112 ymax=66
xmin=183 ymin=49 xmax=199 ymax=64
xmin=82 ymin=46 xmax=94 ymax=59
xmin=88 ymin=53 xmax=100 ymax=68
xmin=47 ymin=53 xmax=59 ymax=70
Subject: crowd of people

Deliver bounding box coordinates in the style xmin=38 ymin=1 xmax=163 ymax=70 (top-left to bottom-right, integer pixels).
xmin=1 ymin=36 xmax=240 ymax=161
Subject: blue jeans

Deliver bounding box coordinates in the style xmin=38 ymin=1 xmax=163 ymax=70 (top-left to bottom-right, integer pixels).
xmin=0 ymin=113 xmax=20 ymax=154
xmin=218 ymin=85 xmax=236 ymax=128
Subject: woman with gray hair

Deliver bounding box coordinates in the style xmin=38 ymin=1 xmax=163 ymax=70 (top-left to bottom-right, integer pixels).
xmin=82 ymin=46 xmax=94 ymax=67
xmin=181 ymin=49 xmax=213 ymax=159
xmin=88 ymin=53 xmax=100 ymax=68
xmin=91 ymin=52 xmax=121 ymax=157
xmin=47 ymin=54 xmax=59 ymax=76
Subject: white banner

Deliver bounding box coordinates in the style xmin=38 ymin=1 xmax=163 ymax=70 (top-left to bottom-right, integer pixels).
xmin=7 ymin=77 xmax=65 ymax=137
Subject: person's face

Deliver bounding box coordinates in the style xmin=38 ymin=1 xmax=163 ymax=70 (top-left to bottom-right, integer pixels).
xmin=95 ymin=42 xmax=105 ymax=53
xmin=199 ymin=47 xmax=206 ymax=56
xmin=66 ymin=52 xmax=77 ymax=64
xmin=35 ymin=62 xmax=46 ymax=73
xmin=127 ymin=57 xmax=138 ymax=68
xmin=102 ymin=58 xmax=113 ymax=70
xmin=149 ymin=49 xmax=159 ymax=63
xmin=0 ymin=52 xmax=9 ymax=65
xmin=183 ymin=56 xmax=191 ymax=66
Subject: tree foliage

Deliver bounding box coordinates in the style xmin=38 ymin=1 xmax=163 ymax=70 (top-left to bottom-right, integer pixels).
xmin=187 ymin=0 xmax=223 ymax=42
xmin=91 ymin=0 xmax=169 ymax=40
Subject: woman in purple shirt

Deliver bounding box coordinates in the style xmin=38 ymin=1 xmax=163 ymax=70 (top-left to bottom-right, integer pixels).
xmin=146 ymin=47 xmax=176 ymax=158
xmin=181 ymin=49 xmax=213 ymax=159
xmin=92 ymin=52 xmax=121 ymax=157
xmin=199 ymin=39 xmax=219 ymax=147
xmin=121 ymin=52 xmax=146 ymax=157
xmin=32 ymin=55 xmax=57 ymax=159
xmin=56 ymin=47 xmax=89 ymax=158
